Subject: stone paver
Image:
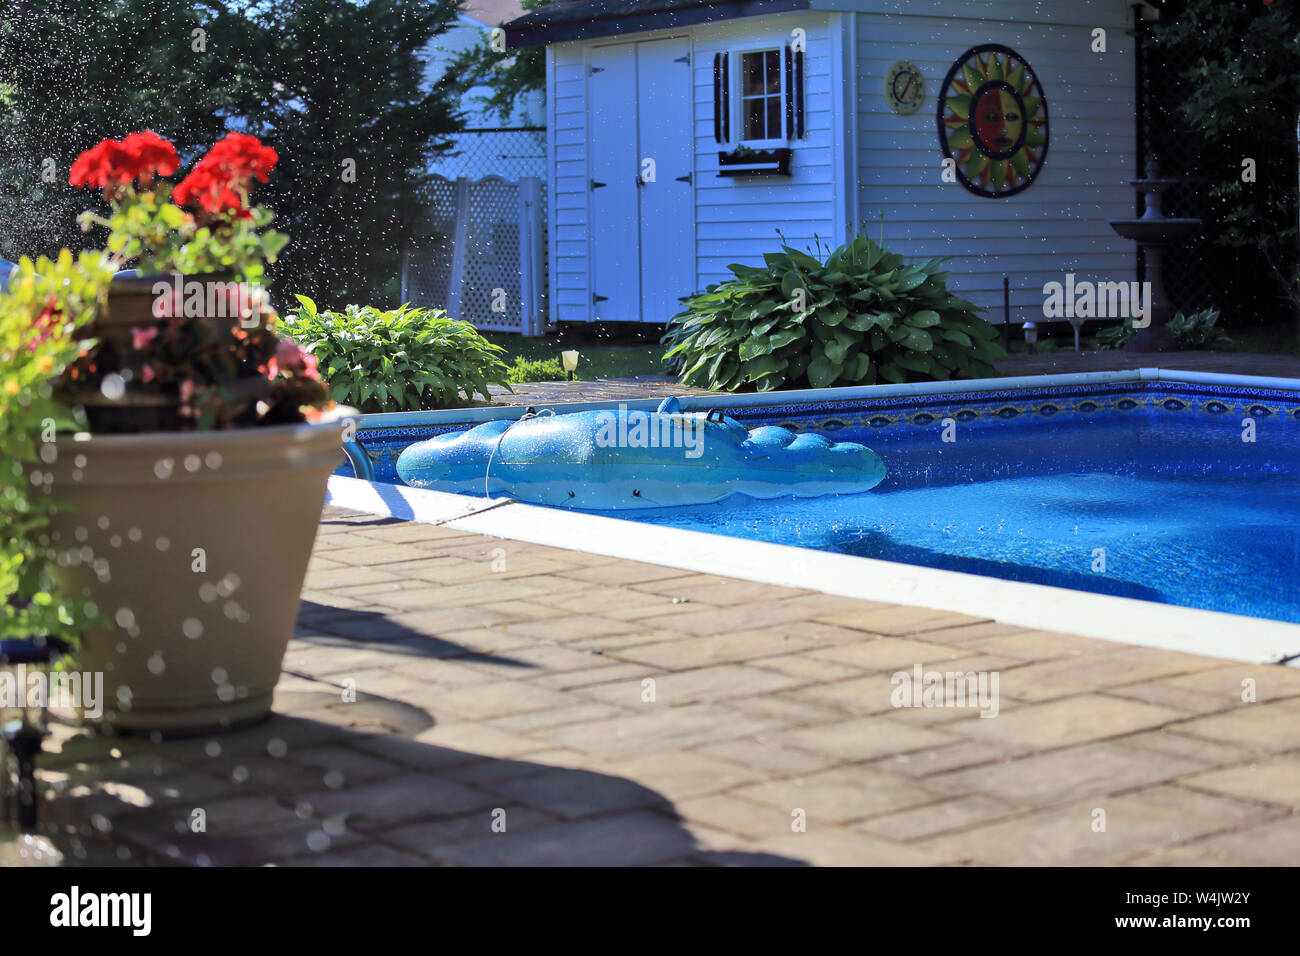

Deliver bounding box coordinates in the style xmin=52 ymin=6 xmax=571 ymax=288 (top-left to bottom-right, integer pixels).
xmin=1179 ymin=755 xmax=1300 ymax=811
xmin=15 ymin=505 xmax=1300 ymax=867
xmin=933 ymin=741 xmax=1203 ymax=807
xmin=1171 ymin=698 xmax=1300 ymax=751
xmin=918 ymin=785 xmax=1278 ymax=866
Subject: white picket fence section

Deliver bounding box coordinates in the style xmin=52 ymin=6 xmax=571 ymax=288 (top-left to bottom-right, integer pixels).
xmin=400 ymin=175 xmax=546 ymax=336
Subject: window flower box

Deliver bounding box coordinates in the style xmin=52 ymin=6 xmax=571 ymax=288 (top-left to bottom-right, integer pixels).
xmin=717 ymin=146 xmax=792 ymax=178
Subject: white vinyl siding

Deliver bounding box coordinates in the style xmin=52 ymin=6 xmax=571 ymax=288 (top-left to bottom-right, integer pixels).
xmin=692 ymin=13 xmax=842 ymax=295
xmin=549 ymin=42 xmax=591 ymax=323
xmin=853 ymin=2 xmax=1138 ymax=325
xmin=542 ymin=0 xmax=1138 ymax=326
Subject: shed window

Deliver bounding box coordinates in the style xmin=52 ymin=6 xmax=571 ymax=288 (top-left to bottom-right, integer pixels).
xmin=741 ymin=50 xmax=783 ymax=141
xmin=713 ymin=46 xmax=804 ymax=146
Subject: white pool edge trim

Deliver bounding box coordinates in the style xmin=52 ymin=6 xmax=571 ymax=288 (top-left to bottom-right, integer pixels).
xmin=326 ymin=475 xmax=1300 ymax=666
xmin=355 ymin=367 xmax=1298 ymax=428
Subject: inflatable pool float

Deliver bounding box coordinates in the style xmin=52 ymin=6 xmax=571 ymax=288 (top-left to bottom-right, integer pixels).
xmin=395 ymin=398 xmax=885 ymax=510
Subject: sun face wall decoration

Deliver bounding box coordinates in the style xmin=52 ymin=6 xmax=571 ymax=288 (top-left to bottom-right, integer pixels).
xmin=938 ymin=44 xmax=1049 ymax=198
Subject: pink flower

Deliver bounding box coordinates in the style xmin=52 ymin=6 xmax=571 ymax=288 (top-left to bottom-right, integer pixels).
xmin=267 ymin=338 xmax=320 ymax=381
xmin=131 ymin=326 xmax=159 ymax=350
xmin=141 ymin=364 xmax=155 ymax=384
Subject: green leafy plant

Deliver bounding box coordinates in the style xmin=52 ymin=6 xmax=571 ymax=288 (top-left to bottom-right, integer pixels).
xmin=505 ymin=355 xmax=567 ymax=384
xmin=281 ymin=297 xmax=512 ymax=412
xmin=1166 ymin=308 xmax=1233 ymax=350
xmin=662 ymin=233 xmax=1005 ymax=391
xmin=0 ymin=251 xmax=113 ymax=643
xmin=1095 ymin=323 xmax=1138 ymax=350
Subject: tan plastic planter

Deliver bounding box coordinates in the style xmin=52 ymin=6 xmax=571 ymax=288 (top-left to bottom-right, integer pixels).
xmin=47 ymin=408 xmax=356 ymax=734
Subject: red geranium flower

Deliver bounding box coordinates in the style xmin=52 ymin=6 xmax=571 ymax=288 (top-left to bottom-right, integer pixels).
xmin=173 ymin=132 xmax=277 ymax=216
xmin=208 ymin=131 xmax=278 ymax=184
xmin=69 ymin=139 xmax=131 ymax=189
xmin=70 ymin=131 xmax=180 ymax=190
xmin=120 ymin=130 xmax=180 ymax=181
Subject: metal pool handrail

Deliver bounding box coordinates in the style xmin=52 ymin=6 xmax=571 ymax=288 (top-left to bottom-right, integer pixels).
xmin=342 ymin=437 xmax=374 ymax=481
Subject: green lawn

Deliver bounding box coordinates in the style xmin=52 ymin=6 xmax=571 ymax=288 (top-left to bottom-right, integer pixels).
xmin=480 ymin=332 xmax=672 ymax=379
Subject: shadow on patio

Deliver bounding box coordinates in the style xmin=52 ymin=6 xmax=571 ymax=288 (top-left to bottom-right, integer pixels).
xmin=29 ymin=689 xmax=807 ymax=867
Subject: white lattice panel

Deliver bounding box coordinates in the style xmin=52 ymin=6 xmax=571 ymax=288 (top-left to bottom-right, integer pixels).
xmin=401 ymin=177 xmax=457 ymax=307
xmin=401 ymin=175 xmax=546 ymax=336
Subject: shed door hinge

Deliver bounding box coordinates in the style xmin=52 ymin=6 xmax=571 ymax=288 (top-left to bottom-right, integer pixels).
xmin=593 ymin=294 xmax=609 ymax=303
xmin=591 ymin=180 xmax=606 ymax=189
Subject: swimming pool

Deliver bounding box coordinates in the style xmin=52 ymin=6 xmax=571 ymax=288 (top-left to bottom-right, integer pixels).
xmin=342 ymin=371 xmax=1300 ymax=625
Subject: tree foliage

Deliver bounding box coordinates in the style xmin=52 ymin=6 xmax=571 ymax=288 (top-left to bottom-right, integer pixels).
xmin=0 ymin=0 xmax=463 ymax=308
xmin=447 ymin=0 xmax=548 ymax=123
xmin=1152 ymin=0 xmax=1300 ymax=320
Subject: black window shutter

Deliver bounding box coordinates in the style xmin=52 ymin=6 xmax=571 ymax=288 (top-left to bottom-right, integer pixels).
xmin=784 ymin=45 xmax=794 ymax=140
xmin=784 ymin=46 xmax=805 ymax=140
xmin=795 ymin=47 xmax=804 ymax=138
xmin=714 ymin=53 xmax=732 ymax=144
xmin=713 ymin=53 xmax=723 ymax=144
xmin=722 ymin=53 xmax=730 ymax=143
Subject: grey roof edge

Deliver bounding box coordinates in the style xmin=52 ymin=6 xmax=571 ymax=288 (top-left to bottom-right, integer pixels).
xmin=505 ymin=0 xmax=813 ymax=47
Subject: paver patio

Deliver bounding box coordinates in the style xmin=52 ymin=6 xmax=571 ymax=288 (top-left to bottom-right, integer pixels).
xmin=8 ymin=504 xmax=1299 ymax=867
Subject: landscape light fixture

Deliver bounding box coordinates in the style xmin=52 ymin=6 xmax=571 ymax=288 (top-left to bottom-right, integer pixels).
xmin=1067 ymin=314 xmax=1086 ymax=352
xmin=1022 ymin=321 xmax=1039 ymax=354
xmin=561 ymin=350 xmax=580 ymax=381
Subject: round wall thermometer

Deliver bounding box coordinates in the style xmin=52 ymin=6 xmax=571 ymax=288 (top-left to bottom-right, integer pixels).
xmin=884 ymin=61 xmax=925 ymax=115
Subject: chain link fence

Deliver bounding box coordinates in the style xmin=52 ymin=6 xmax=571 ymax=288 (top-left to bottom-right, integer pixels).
xmin=1145 ymin=34 xmax=1218 ymax=317
xmin=430 ymin=127 xmax=547 ymax=182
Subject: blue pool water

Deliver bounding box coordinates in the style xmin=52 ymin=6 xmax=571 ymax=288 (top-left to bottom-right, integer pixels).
xmin=351 ymin=382 xmax=1300 ymax=623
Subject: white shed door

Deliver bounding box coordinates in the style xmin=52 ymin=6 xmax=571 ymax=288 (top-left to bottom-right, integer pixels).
xmin=589 ymin=38 xmax=693 ymax=324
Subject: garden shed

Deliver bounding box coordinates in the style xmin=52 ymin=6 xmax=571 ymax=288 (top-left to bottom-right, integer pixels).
xmin=504 ymin=0 xmax=1141 ymax=329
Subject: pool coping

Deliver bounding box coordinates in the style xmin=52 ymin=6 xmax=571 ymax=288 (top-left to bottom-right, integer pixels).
xmin=331 ymin=368 xmax=1300 ymax=666
xmin=354 ymin=367 xmax=1300 ymax=427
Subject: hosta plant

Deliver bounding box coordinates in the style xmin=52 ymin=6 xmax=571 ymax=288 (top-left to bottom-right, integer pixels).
xmin=662 ymin=233 xmax=1005 ymax=391
xmin=1096 ymin=322 xmax=1138 ymax=350
xmin=281 ymin=297 xmax=512 ymax=412
xmin=1167 ymin=308 xmax=1233 ymax=350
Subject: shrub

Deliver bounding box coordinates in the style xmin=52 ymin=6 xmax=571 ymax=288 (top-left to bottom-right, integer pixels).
xmin=281 ymin=297 xmax=511 ymax=412
xmin=506 ymin=356 xmax=567 ymax=384
xmin=662 ymin=233 xmax=1005 ymax=391
xmin=1095 ymin=323 xmax=1137 ymax=350
xmin=1167 ymin=308 xmax=1233 ymax=350
xmin=1095 ymin=310 xmax=1233 ymax=351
